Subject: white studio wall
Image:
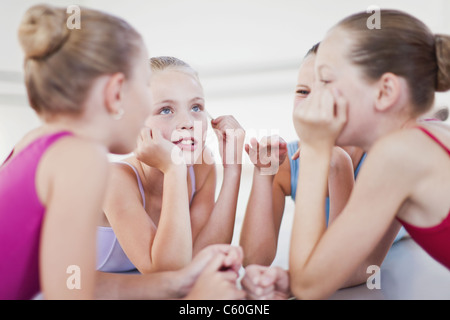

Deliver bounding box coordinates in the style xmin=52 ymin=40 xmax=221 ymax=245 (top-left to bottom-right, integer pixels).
xmin=1 ymin=0 xmax=449 ymax=161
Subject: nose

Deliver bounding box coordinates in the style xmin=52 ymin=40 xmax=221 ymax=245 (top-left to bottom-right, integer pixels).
xmin=176 ymin=111 xmax=194 ymax=131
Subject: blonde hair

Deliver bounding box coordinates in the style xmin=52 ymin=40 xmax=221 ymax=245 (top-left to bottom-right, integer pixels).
xmin=18 ymin=4 xmax=143 ymax=116
xmin=149 ymin=56 xmax=201 ymax=83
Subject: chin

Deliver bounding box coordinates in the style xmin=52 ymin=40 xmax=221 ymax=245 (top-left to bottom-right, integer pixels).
xmin=182 ymin=150 xmax=203 ymax=165
xmin=109 ymin=146 xmax=133 ymax=155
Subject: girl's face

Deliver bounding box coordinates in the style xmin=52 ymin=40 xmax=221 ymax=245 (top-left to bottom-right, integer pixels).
xmin=314 ymin=28 xmax=378 ymax=148
xmin=146 ymin=69 xmax=207 ymax=164
xmin=294 ymin=54 xmax=316 ymax=108
xmin=112 ymin=44 xmax=153 ymax=154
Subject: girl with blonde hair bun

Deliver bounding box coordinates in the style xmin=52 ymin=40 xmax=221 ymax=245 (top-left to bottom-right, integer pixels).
xmin=0 ymin=5 xmax=244 ymax=300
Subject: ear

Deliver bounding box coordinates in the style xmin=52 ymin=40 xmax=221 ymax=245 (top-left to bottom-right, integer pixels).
xmin=104 ymin=72 xmax=126 ymax=117
xmin=374 ymin=72 xmax=402 ymax=112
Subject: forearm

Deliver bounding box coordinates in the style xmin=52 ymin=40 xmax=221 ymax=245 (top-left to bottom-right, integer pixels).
xmin=193 ymin=166 xmax=242 ymax=253
xmin=240 ymin=167 xmax=278 ymax=266
xmin=290 ymin=145 xmax=332 ymax=286
xmin=151 ymin=167 xmax=193 ymax=271
xmin=95 ymin=270 xmax=184 ymax=300
xmin=327 ymin=149 xmax=354 ymax=224
xmin=341 ymin=220 xmax=401 ymax=288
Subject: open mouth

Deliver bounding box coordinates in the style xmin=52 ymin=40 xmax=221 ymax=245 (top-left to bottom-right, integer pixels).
xmin=172 ymin=137 xmax=197 ymax=151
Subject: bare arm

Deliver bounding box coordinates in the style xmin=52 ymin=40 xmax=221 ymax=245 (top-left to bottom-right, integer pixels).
xmin=190 ymin=116 xmax=245 ymax=253
xmin=95 ymin=244 xmax=245 ymax=300
xmin=240 ymin=136 xmax=289 ymax=266
xmin=240 ymin=167 xmax=287 ymax=266
xmin=39 ymin=139 xmax=109 ymax=299
xmin=327 ymin=147 xmax=402 ymax=288
xmin=290 ymin=137 xmax=414 ymax=299
xmin=191 ymin=164 xmax=242 ymax=254
xmin=104 ymin=128 xmax=192 ymax=273
xmin=327 ymin=147 xmax=354 ymax=224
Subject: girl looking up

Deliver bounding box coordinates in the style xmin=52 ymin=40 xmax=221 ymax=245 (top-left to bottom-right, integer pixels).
xmin=98 ymin=56 xmax=246 ymax=274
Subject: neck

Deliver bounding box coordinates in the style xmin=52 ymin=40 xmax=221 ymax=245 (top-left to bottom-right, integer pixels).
xmin=41 ymin=112 xmax=111 ymax=150
xmin=359 ymin=110 xmax=418 ymax=151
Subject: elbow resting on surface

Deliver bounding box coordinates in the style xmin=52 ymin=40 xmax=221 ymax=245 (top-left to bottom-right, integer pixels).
xmin=289 ymin=273 xmax=334 ymax=300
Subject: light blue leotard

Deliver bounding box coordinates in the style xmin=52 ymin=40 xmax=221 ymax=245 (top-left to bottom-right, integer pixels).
xmin=96 ymin=162 xmax=196 ymax=272
xmin=287 ymin=141 xmax=406 ymax=242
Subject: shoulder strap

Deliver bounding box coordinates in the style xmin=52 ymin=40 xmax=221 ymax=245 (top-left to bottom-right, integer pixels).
xmin=416 ymin=127 xmax=450 ymax=155
xmin=116 ymin=161 xmax=146 ymax=208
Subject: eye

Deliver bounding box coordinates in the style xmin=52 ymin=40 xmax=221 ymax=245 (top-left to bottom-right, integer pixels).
xmin=296 ymin=89 xmax=310 ymax=96
xmin=159 ymin=107 xmax=173 ymax=115
xmin=192 ymin=104 xmax=203 ymax=112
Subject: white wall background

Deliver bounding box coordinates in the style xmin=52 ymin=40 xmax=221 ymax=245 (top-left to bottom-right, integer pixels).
xmin=0 ymin=0 xmax=449 ymax=267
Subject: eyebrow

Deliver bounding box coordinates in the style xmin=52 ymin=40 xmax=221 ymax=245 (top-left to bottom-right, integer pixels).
xmin=317 ymin=65 xmax=333 ymax=73
xmin=156 ymin=97 xmax=204 ymax=105
xmin=157 ymin=99 xmax=176 ymax=105
xmin=190 ymin=97 xmax=204 ymax=103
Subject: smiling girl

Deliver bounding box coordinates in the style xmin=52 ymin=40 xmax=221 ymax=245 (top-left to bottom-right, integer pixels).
xmin=243 ymin=9 xmax=450 ymax=300
xmin=97 ymin=56 xmax=245 ymax=274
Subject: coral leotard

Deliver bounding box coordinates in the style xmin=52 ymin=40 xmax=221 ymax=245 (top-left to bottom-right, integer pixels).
xmin=396 ymin=127 xmax=450 ymax=269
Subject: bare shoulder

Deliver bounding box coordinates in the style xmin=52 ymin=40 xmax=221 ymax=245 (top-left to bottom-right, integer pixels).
xmin=109 ymin=157 xmax=141 ymax=184
xmin=37 ymin=136 xmax=110 ymax=206
xmin=370 ymin=125 xmax=449 ymax=171
xmin=43 ymin=136 xmax=109 ymax=178
xmin=105 ymin=157 xmax=144 ymax=205
xmin=369 ymin=129 xmax=427 ymax=167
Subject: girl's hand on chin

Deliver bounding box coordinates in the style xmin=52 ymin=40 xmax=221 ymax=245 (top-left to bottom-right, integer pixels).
xmin=135 ymin=127 xmax=185 ymax=173
xmin=293 ymin=87 xmax=348 ymax=151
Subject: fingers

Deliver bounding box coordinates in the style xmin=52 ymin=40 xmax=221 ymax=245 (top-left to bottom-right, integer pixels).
xmin=244 ymin=143 xmax=250 ymax=155
xmin=211 ymin=115 xmax=243 ymax=132
xmin=291 ymin=148 xmax=300 ymax=160
xmin=241 ymin=265 xmax=291 ymax=300
xmin=223 ymin=246 xmax=243 ymax=274
xmin=241 ymin=265 xmax=276 ymax=300
xmin=203 ymin=252 xmax=230 ymax=274
xmin=195 ymin=245 xmax=243 ymax=275
xmin=245 ymin=135 xmax=287 ymax=173
xmin=331 ymin=87 xmax=348 ymax=128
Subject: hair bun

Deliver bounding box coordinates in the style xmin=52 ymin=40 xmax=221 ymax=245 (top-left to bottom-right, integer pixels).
xmin=435 ymin=34 xmax=450 ymax=92
xmin=18 ymin=4 xmax=69 ymax=60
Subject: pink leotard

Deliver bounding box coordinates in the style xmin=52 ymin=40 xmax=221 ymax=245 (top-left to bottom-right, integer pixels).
xmin=0 ymin=131 xmax=72 ymax=299
xmin=397 ymin=126 xmax=450 ymax=269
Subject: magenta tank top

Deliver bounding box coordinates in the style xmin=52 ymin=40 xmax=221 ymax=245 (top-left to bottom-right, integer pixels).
xmin=0 ymin=131 xmax=72 ymax=300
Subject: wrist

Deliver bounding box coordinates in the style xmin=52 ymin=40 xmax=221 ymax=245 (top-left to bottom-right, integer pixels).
xmin=162 ymin=163 xmax=187 ymax=175
xmin=254 ymin=167 xmax=276 ymax=181
xmin=300 ymin=142 xmax=333 ymax=159
xmin=254 ymin=165 xmax=279 ymax=177
xmin=223 ymin=164 xmax=242 ymax=174
xmin=167 ymin=270 xmax=190 ymax=299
